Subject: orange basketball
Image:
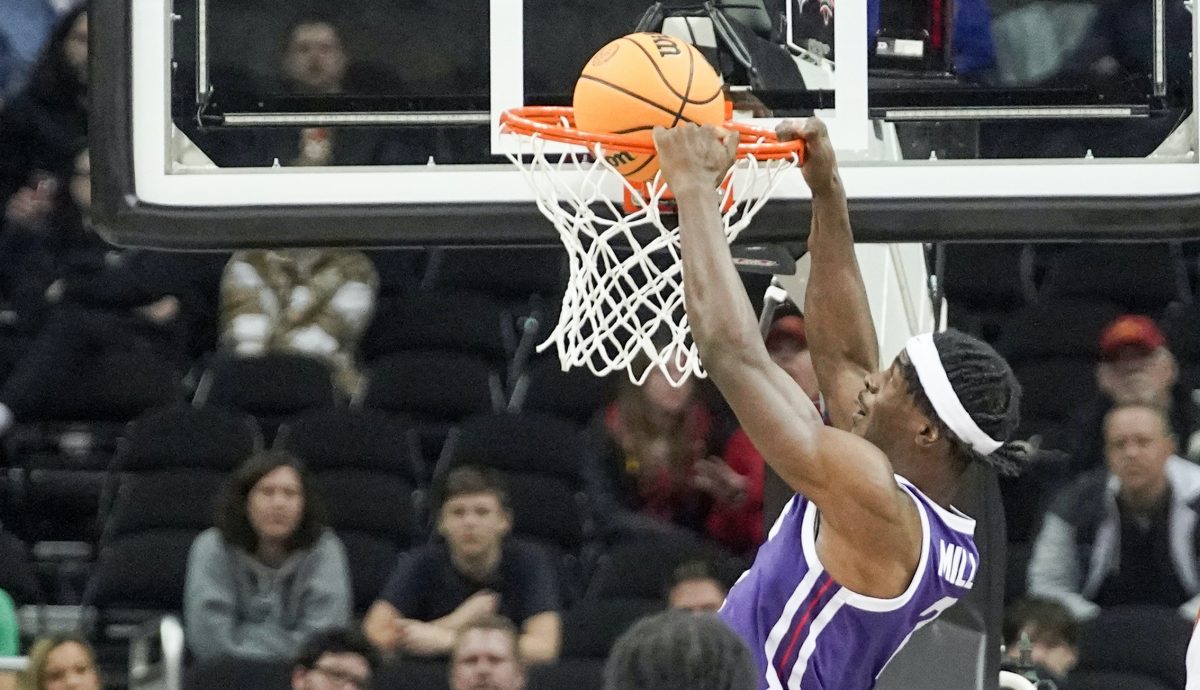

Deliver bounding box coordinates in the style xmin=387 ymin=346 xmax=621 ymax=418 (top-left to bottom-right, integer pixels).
xmin=573 ymin=32 xmax=727 ymax=182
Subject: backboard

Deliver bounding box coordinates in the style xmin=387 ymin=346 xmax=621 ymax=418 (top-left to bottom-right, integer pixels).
xmin=91 ymin=0 xmax=1200 ymax=249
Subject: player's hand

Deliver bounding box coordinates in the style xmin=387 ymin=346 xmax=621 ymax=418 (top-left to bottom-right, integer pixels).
xmin=652 ymin=123 xmax=739 ymax=194
xmin=776 ymin=117 xmax=839 ymax=195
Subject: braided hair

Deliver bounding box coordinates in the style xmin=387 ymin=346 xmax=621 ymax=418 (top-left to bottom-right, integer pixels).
xmin=603 ymin=611 xmax=757 ymax=690
xmin=900 ymin=329 xmax=1029 ymax=476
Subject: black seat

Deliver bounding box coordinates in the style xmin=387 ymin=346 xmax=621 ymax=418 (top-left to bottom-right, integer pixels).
xmin=1041 ymin=242 xmax=1191 ymax=315
xmin=560 ymin=597 xmax=665 ymax=659
xmin=1071 ymin=606 xmax=1190 ymax=690
xmin=422 ymin=248 xmax=567 ymax=307
xmin=1066 ymin=671 xmax=1173 ymax=690
xmin=508 ymin=356 xmax=614 ymax=426
xmin=276 ymin=407 xmax=427 ymax=611
xmin=195 ymin=353 xmax=337 ymax=442
xmin=183 ymin=657 xmax=292 ymax=690
xmin=364 ymin=352 xmax=503 ymax=468
xmin=361 ymin=291 xmax=512 ymax=364
xmin=528 ymin=657 xmax=606 ymax=690
xmin=941 ymin=243 xmax=1036 ymax=343
xmin=0 ymin=526 xmax=40 ymax=605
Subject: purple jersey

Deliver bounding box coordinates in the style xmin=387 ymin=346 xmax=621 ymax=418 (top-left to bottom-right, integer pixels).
xmin=718 ymin=476 xmax=978 ymax=690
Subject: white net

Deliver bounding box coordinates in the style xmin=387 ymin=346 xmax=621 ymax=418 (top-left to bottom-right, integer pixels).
xmin=502 ymin=124 xmax=801 ymax=386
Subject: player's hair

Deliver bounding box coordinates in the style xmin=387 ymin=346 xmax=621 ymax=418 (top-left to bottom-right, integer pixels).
xmin=1003 ymin=598 xmax=1078 ymax=649
xmin=436 ymin=465 xmax=511 ymax=512
xmin=293 ymin=627 xmax=380 ymax=673
xmin=603 ymin=610 xmax=756 ymax=690
xmin=900 ymin=329 xmax=1028 ymax=476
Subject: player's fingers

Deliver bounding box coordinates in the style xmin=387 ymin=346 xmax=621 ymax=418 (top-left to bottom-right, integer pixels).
xmin=799 ymin=116 xmax=829 ymax=142
xmin=775 ymin=120 xmax=803 ymax=142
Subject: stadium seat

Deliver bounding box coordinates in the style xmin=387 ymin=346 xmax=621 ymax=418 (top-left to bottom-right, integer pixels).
xmin=363 ymin=352 xmax=504 ymax=468
xmin=194 ymin=353 xmax=337 ymax=442
xmin=0 ymin=526 xmax=40 ymax=605
xmin=276 ymin=407 xmax=427 ymax=611
xmin=360 ymin=291 xmax=513 ymax=364
xmin=1066 ymin=671 xmax=1174 ymax=690
xmin=528 ymin=657 xmax=606 ymax=690
xmin=1072 ymin=606 xmax=1190 ymax=690
xmin=508 ymin=355 xmax=614 ymax=425
xmin=941 ymin=243 xmax=1037 ymax=343
xmin=560 ymin=597 xmax=665 ymax=659
xmin=421 ymin=247 xmax=567 ymax=307
xmin=1040 ymin=242 xmax=1191 ymax=315
xmin=374 ymin=658 xmax=451 ymax=690
xmin=183 ymin=657 xmax=292 ymax=690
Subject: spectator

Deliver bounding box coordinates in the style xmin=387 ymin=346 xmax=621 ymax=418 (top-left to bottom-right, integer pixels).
xmin=363 ymin=466 xmax=562 ymax=663
xmin=0 ymin=0 xmax=63 ymax=103
xmin=0 ymin=588 xmax=15 ymax=690
xmin=0 ymin=146 xmax=198 ymax=434
xmin=449 ymin=616 xmax=527 ymax=690
xmin=0 ymin=4 xmax=87 ymax=232
xmin=219 ymin=248 xmax=378 ymax=395
xmin=1066 ymin=315 xmax=1195 ymax=476
xmin=667 ymin=560 xmax=727 ymax=614
xmin=290 ymin=628 xmax=379 ymax=690
xmin=705 ymin=309 xmax=821 ymax=555
xmin=184 ymin=450 xmax=352 ymax=661
xmin=1001 ymin=598 xmax=1079 ymax=688
xmin=603 ymin=610 xmax=756 ymax=690
xmin=1028 ymin=403 xmax=1200 ymax=620
xmin=584 ymin=358 xmax=718 ymax=541
xmin=17 ymin=636 xmax=100 ymax=690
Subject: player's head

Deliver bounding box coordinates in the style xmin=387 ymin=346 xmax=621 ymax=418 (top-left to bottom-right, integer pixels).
xmin=279 ymin=12 xmax=348 ymax=95
xmin=853 ymin=329 xmax=1024 ymax=477
xmin=603 ymin=610 xmax=756 ymax=690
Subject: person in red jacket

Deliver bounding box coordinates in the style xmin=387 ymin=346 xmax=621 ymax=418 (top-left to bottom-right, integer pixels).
xmin=701 ymin=308 xmax=821 ymax=555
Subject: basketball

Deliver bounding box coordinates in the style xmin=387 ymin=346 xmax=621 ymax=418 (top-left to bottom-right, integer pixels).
xmin=573 ymin=32 xmax=727 ymax=182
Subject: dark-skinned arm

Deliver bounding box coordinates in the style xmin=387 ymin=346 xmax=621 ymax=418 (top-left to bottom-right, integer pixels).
xmin=778 ymin=119 xmax=880 ymax=432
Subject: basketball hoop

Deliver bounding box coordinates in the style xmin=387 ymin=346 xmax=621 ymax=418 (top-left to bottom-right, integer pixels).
xmin=500 ymin=105 xmax=805 ymax=386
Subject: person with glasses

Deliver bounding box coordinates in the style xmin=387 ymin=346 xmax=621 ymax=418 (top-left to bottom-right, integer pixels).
xmin=291 ymin=628 xmax=378 ymax=690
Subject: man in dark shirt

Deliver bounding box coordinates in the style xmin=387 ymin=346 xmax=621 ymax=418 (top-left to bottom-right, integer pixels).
xmin=1028 ymin=403 xmax=1200 ymax=620
xmin=363 ymin=466 xmax=562 ymax=663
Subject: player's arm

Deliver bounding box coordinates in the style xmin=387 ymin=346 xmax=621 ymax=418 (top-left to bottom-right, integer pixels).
xmin=778 ymin=119 xmax=879 ymax=431
xmin=654 ymin=125 xmax=911 ymax=559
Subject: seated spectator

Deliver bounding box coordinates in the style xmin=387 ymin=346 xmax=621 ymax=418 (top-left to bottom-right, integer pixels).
xmin=184 ymin=450 xmax=352 ymax=661
xmin=666 ymin=560 xmax=727 ymax=614
xmin=603 ymin=610 xmax=756 ymax=690
xmin=1001 ymin=598 xmax=1079 ymax=689
xmin=0 ymin=588 xmax=15 ymax=690
xmin=449 ymin=616 xmax=527 ymax=690
xmin=706 ymin=308 xmax=822 ymax=555
xmin=17 ymin=636 xmax=100 ymax=690
xmin=0 ymin=5 xmax=87 ymax=231
xmin=290 ymin=628 xmax=379 ymax=690
xmin=583 ymin=358 xmax=721 ymax=542
xmin=1066 ymin=315 xmax=1195 ymax=475
xmin=219 ymin=248 xmax=378 ymax=394
xmin=1028 ymin=403 xmax=1200 ymax=620
xmin=0 ymin=146 xmax=198 ymax=432
xmin=363 ymin=466 xmax=562 ymax=663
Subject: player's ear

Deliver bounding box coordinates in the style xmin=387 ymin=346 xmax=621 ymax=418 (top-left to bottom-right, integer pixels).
xmin=915 ymin=417 xmax=940 ymax=449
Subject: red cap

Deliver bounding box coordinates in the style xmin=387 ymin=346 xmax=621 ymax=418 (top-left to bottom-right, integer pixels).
xmin=766 ymin=315 xmax=807 ymax=351
xmin=1099 ymin=315 xmax=1165 ymax=360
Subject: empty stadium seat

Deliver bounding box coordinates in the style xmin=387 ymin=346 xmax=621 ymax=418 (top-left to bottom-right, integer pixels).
xmin=1071 ymin=607 xmax=1190 ymax=690
xmin=361 ymin=291 xmax=513 ymax=364
xmin=941 ymin=242 xmax=1037 ymax=343
xmin=276 ymin=407 xmax=427 ymax=611
xmin=508 ymin=355 xmax=614 ymax=425
xmin=1040 ymin=242 xmax=1191 ymax=315
xmin=194 ymin=353 xmax=337 ymax=442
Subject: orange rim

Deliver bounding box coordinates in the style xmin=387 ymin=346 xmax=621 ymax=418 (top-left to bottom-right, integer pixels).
xmin=500 ymin=106 xmax=805 ymax=161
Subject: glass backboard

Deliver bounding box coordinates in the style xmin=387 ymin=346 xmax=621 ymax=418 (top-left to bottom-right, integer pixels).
xmin=91 ymin=0 xmax=1200 ymax=249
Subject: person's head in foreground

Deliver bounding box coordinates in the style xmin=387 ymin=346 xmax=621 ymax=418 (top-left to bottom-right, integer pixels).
xmin=19 ymin=636 xmax=100 ymax=690
xmin=437 ymin=466 xmax=513 ymax=568
xmin=1096 ymin=315 xmax=1177 ymax=409
xmin=603 ymin=610 xmax=756 ymax=690
xmin=667 ymin=560 xmax=727 ymax=614
xmin=1002 ymin=598 xmax=1079 ymax=681
xmin=218 ymin=449 xmax=327 ymax=565
xmin=855 ymin=329 xmax=1025 ymax=497
xmin=1104 ymin=402 xmax=1176 ymax=511
xmin=291 ymin=628 xmax=379 ymax=690
xmin=449 ymin=616 xmax=527 ymax=690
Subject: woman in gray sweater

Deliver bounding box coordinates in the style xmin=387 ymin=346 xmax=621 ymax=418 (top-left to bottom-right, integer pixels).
xmin=184 ymin=449 xmax=352 ymax=661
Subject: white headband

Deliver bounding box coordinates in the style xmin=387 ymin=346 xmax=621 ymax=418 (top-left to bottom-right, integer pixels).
xmin=904 ymin=333 xmax=1003 ymax=456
